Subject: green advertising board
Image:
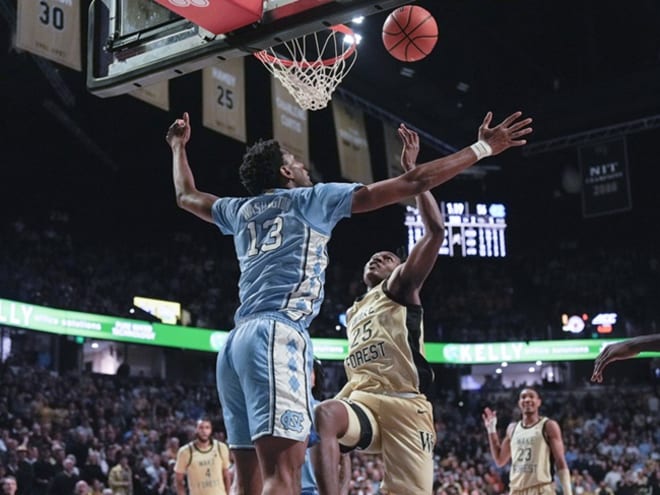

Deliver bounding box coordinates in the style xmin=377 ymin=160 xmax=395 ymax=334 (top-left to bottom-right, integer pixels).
xmin=1 ymin=298 xmax=658 ymax=363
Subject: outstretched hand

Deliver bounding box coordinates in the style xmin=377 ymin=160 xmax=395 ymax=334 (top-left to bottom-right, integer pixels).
xmin=398 ymin=123 xmax=419 ymax=172
xmin=591 ymin=341 xmax=639 ymax=383
xmin=478 ymin=111 xmax=533 ymax=156
xmin=482 ymin=407 xmax=497 ymax=433
xmin=166 ymin=112 xmax=191 ymax=148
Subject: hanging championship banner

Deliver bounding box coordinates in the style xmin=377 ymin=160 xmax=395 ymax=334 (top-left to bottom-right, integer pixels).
xmin=202 ymin=58 xmax=246 ymax=143
xmin=578 ymin=138 xmax=632 ymax=218
xmin=332 ymin=98 xmax=372 ymax=184
xmin=383 ymin=123 xmax=414 ymax=206
xmin=271 ymin=76 xmax=309 ymax=166
xmin=129 ymin=81 xmax=170 ymax=111
xmin=17 ymin=0 xmax=82 ymax=70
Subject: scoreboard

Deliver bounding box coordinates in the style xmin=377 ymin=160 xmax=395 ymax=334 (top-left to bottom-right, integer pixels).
xmin=405 ymin=201 xmax=507 ymax=258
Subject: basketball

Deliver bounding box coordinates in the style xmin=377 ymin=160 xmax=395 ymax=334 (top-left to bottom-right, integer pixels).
xmin=382 ymin=6 xmax=438 ymax=62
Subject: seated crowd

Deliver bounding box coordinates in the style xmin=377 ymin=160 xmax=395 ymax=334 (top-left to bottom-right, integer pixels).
xmin=1 ymin=214 xmax=658 ymax=494
xmin=0 ymin=360 xmax=658 ymax=495
xmin=1 ymin=214 xmax=658 ymax=343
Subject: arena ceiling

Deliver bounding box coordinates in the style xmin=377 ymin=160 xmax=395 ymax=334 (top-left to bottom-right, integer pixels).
xmin=1 ymin=0 xmax=660 ymax=244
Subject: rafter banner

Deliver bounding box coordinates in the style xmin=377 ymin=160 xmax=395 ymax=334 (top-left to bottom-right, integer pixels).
xmin=17 ymin=0 xmax=82 ymax=70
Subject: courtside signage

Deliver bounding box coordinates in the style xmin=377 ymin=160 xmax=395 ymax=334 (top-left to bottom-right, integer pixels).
xmin=1 ymin=298 xmax=658 ymax=362
xmin=0 ymin=297 xmax=216 ymax=352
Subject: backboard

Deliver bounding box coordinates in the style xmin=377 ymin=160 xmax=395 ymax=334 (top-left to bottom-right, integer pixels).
xmin=87 ymin=0 xmax=413 ymax=97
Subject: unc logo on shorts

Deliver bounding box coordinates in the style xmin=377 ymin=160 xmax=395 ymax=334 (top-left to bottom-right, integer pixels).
xmin=280 ymin=410 xmax=305 ymax=432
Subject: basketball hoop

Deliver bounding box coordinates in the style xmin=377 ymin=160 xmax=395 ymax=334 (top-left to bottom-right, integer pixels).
xmin=254 ymin=24 xmax=358 ymax=111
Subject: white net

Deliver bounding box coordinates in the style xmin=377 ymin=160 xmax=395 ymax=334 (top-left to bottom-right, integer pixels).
xmin=255 ymin=25 xmax=358 ymax=111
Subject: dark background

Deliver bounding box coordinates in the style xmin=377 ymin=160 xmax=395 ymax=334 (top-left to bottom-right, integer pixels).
xmin=1 ymin=0 xmax=660 ymax=272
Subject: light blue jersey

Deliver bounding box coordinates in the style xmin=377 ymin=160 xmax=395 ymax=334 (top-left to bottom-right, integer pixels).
xmin=215 ymin=182 xmax=361 ymax=448
xmin=212 ymin=182 xmax=360 ymax=328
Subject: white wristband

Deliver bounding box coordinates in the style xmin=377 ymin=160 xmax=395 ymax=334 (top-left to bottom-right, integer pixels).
xmin=485 ymin=419 xmax=497 ymax=434
xmin=470 ymin=140 xmax=492 ymax=160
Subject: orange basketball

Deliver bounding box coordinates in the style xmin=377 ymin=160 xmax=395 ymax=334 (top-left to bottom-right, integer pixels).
xmin=382 ymin=6 xmax=438 ymax=62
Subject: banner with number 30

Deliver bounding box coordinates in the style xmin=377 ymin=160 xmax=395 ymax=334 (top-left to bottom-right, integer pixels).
xmin=17 ymin=0 xmax=82 ymax=70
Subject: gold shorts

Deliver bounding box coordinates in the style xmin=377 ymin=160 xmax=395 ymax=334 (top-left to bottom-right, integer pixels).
xmin=337 ymin=390 xmax=435 ymax=495
xmin=511 ymin=483 xmax=556 ymax=495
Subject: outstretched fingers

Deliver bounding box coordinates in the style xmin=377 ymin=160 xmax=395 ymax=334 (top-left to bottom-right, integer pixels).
xmin=591 ymin=357 xmax=607 ymax=382
xmin=508 ymin=117 xmax=533 ymax=132
xmin=510 ymin=127 xmax=533 ymax=146
xmin=506 ymin=115 xmax=533 ymax=146
xmin=480 ymin=111 xmax=493 ymax=129
xmin=500 ymin=111 xmax=523 ymax=128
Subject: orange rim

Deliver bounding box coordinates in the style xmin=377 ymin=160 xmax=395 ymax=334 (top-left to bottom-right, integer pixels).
xmin=254 ymin=24 xmax=356 ymax=69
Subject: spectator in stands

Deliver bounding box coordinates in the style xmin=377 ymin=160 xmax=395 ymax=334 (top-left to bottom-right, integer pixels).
xmin=1 ymin=476 xmax=17 ymax=495
xmin=49 ymin=455 xmax=79 ymax=495
xmin=33 ymin=446 xmax=56 ymax=495
xmin=14 ymin=445 xmax=33 ymax=495
xmin=81 ymin=452 xmax=106 ymax=488
xmin=107 ymin=456 xmax=132 ymax=495
xmin=74 ymin=480 xmax=92 ymax=495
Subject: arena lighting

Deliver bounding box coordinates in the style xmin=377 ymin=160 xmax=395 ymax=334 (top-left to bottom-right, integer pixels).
xmin=1 ymin=298 xmax=659 ymax=363
xmin=133 ymin=296 xmax=181 ymax=324
xmin=528 ymin=367 xmax=536 ymax=373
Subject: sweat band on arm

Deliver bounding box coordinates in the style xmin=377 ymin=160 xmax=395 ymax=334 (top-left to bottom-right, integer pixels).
xmin=484 ymin=416 xmax=497 ymax=434
xmin=470 ymin=140 xmax=493 ymax=160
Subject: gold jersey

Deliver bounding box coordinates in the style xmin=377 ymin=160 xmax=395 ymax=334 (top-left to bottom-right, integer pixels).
xmin=342 ymin=280 xmax=434 ymax=395
xmin=509 ymin=417 xmax=553 ymax=491
xmin=174 ymin=439 xmax=230 ymax=495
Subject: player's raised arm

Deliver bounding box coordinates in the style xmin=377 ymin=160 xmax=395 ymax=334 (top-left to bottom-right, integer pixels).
xmin=482 ymin=407 xmax=513 ymax=467
xmin=591 ymin=333 xmax=660 ymax=382
xmin=351 ymin=111 xmax=532 ymax=213
xmin=166 ymin=112 xmax=219 ymax=223
xmin=386 ymin=124 xmax=445 ymax=305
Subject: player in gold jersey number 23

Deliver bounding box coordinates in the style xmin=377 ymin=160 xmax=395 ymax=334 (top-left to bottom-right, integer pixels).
xmin=483 ymin=389 xmax=572 ymax=495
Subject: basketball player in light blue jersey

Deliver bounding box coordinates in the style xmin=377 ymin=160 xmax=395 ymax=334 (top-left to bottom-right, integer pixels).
xmin=166 ymin=110 xmax=532 ymax=495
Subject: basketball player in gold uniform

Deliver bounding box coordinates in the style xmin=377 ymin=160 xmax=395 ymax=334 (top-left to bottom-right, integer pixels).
xmin=313 ymin=125 xmax=442 ymax=495
xmin=482 ymin=388 xmax=572 ymax=495
xmin=174 ymin=418 xmax=232 ymax=495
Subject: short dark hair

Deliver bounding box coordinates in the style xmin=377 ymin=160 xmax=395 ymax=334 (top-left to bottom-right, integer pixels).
xmin=239 ymin=139 xmax=284 ymax=195
xmin=519 ymin=387 xmax=540 ymax=399
xmin=196 ymin=417 xmax=213 ymax=425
